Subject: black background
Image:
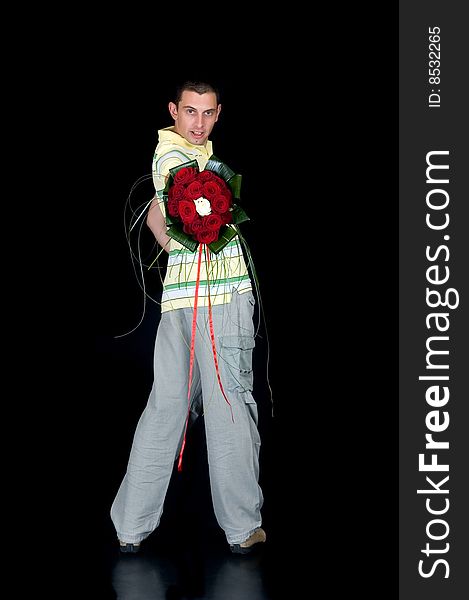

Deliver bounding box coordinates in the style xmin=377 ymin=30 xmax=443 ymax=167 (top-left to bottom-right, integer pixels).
xmin=23 ymin=10 xmax=398 ymax=598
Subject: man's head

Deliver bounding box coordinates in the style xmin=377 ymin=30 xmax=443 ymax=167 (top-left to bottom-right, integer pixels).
xmin=169 ymin=81 xmax=221 ymax=146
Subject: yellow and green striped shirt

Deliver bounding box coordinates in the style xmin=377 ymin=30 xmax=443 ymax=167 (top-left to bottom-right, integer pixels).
xmin=152 ymin=127 xmax=252 ymax=313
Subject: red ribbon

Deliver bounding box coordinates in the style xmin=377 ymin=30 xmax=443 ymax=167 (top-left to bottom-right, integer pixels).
xmin=177 ymin=244 xmax=234 ymax=472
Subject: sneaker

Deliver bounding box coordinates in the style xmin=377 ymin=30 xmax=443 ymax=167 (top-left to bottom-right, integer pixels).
xmin=119 ymin=540 xmax=141 ymax=554
xmin=229 ymin=528 xmax=266 ymax=555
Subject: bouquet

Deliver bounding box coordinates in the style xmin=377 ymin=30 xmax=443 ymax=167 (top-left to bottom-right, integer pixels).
xmin=162 ymin=156 xmax=249 ymax=254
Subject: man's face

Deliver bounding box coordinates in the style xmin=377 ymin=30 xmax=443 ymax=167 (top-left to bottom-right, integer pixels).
xmin=169 ymin=91 xmax=221 ymax=146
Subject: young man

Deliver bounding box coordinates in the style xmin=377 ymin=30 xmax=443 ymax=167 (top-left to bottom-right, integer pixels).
xmin=110 ymin=81 xmax=266 ymax=555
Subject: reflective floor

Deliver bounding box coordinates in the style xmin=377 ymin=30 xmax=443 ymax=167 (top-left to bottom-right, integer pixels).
xmin=110 ymin=542 xmax=276 ymax=599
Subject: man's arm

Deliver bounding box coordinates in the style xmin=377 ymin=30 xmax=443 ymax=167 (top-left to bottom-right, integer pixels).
xmin=146 ymin=197 xmax=171 ymax=253
xmin=150 ymin=148 xmax=192 ymax=252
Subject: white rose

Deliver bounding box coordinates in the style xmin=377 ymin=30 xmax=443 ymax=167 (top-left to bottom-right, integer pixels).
xmin=193 ymin=196 xmax=212 ymax=217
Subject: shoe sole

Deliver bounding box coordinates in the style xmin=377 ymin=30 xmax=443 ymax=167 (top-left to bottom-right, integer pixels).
xmin=229 ymin=542 xmax=264 ymax=555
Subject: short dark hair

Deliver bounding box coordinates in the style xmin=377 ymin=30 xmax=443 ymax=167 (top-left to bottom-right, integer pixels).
xmin=175 ymin=81 xmax=220 ymax=105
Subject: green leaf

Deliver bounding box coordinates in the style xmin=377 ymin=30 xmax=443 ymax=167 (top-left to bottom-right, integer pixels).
xmin=205 ymin=155 xmax=235 ymax=181
xmin=165 ymin=212 xmax=176 ymax=225
xmin=231 ymin=204 xmax=250 ymax=225
xmin=208 ymin=226 xmax=237 ymax=254
xmin=163 ymin=194 xmax=176 ymax=225
xmin=227 ymin=173 xmax=242 ymax=199
xmin=167 ymin=224 xmax=199 ymax=252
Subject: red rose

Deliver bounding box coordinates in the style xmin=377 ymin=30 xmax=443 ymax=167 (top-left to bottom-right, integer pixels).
xmin=168 ymin=198 xmax=179 ymax=217
xmin=168 ymin=183 xmax=186 ymax=202
xmin=183 ymin=216 xmax=204 ymax=234
xmin=184 ymin=180 xmax=204 ymax=201
xmin=221 ymin=211 xmax=232 ymax=225
xmin=197 ymin=228 xmax=218 ymax=244
xmin=197 ymin=170 xmax=215 ymax=183
xmin=211 ymin=194 xmax=230 ymax=214
xmin=174 ymin=167 xmax=197 ymax=185
xmin=190 ymin=218 xmax=203 ymax=233
xmin=202 ymin=181 xmax=222 ymax=200
xmin=178 ymin=200 xmax=197 ymax=223
xmin=211 ymin=174 xmax=226 ymax=188
xmin=203 ymin=213 xmax=222 ymax=232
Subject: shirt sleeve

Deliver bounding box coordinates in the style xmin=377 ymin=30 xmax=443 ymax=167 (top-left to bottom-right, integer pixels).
xmin=151 ymin=148 xmax=192 ymax=198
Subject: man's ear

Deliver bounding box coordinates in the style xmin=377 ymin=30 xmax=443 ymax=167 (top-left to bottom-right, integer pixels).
xmin=215 ymin=104 xmax=222 ymax=121
xmin=168 ymin=102 xmax=178 ymax=121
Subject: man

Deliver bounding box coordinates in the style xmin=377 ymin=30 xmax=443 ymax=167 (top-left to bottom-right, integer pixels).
xmin=110 ymin=81 xmax=266 ymax=555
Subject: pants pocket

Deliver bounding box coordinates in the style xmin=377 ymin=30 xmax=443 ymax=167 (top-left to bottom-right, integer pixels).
xmin=220 ymin=334 xmax=255 ymax=392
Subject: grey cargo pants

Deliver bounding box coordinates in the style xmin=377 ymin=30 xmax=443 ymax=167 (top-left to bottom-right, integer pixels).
xmin=110 ymin=290 xmax=263 ymax=545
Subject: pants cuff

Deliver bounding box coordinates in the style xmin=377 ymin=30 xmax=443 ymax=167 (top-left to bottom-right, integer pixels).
xmin=227 ymin=524 xmax=262 ymax=545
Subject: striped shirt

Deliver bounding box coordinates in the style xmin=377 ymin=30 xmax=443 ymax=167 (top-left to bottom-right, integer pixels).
xmin=151 ymin=127 xmax=252 ymax=313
